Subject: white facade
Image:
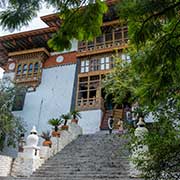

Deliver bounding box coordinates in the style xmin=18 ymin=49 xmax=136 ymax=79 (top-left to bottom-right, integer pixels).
xmin=13 ymin=64 xmax=76 ymax=133
xmin=79 ymin=110 xmax=103 ymax=134
xmin=3 ymin=63 xmax=103 ymax=137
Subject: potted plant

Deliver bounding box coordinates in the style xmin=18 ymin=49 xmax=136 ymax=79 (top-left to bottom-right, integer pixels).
xmin=48 ymin=118 xmax=62 ymax=137
xmin=70 ymin=109 xmax=81 ymax=124
xmin=41 ymin=131 xmax=52 ymax=148
xmin=61 ymin=113 xmax=71 ymax=130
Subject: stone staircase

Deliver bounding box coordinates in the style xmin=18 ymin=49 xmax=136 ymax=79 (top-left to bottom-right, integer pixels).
xmin=1 ymin=134 xmax=142 ymax=180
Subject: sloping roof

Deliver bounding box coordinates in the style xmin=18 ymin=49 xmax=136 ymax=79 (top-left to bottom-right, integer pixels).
xmin=0 ymin=27 xmax=58 ymax=65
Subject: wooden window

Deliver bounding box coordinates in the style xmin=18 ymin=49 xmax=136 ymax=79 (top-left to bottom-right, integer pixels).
xmin=17 ymin=64 xmax=22 ymax=75
xmin=105 ymin=32 xmax=112 ymax=42
xmin=87 ymin=41 xmax=94 ymax=49
xmin=80 ymin=60 xmax=89 ymax=73
xmin=90 ymin=59 xmax=99 ymax=71
xmin=96 ymin=35 xmax=104 ymax=45
xmin=28 ymin=63 xmax=33 ymax=74
xmin=77 ymin=75 xmax=101 ymax=109
xmin=80 ymin=55 xmax=114 ymax=73
xmin=22 ymin=64 xmax=27 ymax=75
xmin=34 ymin=62 xmax=39 ymax=73
xmin=78 ymin=41 xmax=86 ymax=51
xmin=114 ymin=28 xmax=122 ymax=40
xmin=12 ymin=88 xmax=26 ymax=111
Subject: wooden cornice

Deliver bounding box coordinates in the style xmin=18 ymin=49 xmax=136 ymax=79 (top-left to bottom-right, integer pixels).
xmin=40 ymin=13 xmax=61 ymax=27
xmin=102 ymin=19 xmax=120 ymax=27
xmin=77 ymin=44 xmax=128 ymax=57
xmin=0 ymin=27 xmax=57 ymax=41
xmin=8 ymin=48 xmax=50 ymax=57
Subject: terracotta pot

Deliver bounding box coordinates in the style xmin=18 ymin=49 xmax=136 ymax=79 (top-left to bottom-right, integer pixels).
xmin=71 ymin=119 xmax=78 ymax=124
xmin=51 ymin=131 xmax=60 ymax=137
xmin=61 ymin=125 xmax=69 ymax=131
xmin=43 ymin=140 xmax=52 ymax=148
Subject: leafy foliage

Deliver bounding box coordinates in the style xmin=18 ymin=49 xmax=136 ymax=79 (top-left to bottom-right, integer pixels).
xmin=41 ymin=131 xmax=51 ymax=141
xmin=0 ymin=0 xmax=41 ymax=31
xmin=61 ymin=113 xmax=71 ymax=126
xmin=48 ymin=118 xmax=62 ymax=131
xmin=132 ymin=99 xmax=180 ymax=179
xmin=0 ymin=78 xmax=26 ymax=151
xmin=102 ymin=0 xmax=180 ymax=179
xmin=0 ymin=0 xmax=107 ymax=51
xmin=48 ymin=0 xmax=107 ymax=51
xmin=103 ymin=54 xmax=138 ymax=105
xmin=117 ymin=0 xmax=180 ymax=106
xmin=70 ymin=109 xmax=81 ymax=119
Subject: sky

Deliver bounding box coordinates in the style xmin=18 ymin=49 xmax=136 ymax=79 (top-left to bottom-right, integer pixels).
xmin=0 ymin=6 xmax=55 ymax=79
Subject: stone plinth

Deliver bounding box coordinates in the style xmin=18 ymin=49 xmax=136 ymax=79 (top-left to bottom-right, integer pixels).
xmin=69 ymin=123 xmax=83 ymax=140
xmin=23 ymin=146 xmax=40 ymax=159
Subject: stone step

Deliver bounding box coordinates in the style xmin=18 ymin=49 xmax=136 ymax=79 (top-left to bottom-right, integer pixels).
xmin=5 ymin=134 xmax=143 ymax=180
xmin=38 ymin=165 xmax=129 ymax=170
xmin=13 ymin=177 xmax=142 ymax=180
xmin=32 ymin=173 xmax=129 ymax=177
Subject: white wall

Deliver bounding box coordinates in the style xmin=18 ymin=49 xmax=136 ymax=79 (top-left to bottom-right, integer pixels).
xmin=13 ymin=64 xmax=76 ymax=134
xmin=79 ymin=110 xmax=103 ymax=134
xmin=2 ymin=72 xmax=15 ymax=81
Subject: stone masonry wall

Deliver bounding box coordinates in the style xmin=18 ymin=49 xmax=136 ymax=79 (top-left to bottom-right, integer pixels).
xmin=0 ymin=155 xmax=13 ymax=176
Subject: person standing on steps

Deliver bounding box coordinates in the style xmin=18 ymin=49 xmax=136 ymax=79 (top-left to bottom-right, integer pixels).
xmin=108 ymin=115 xmax=114 ymax=134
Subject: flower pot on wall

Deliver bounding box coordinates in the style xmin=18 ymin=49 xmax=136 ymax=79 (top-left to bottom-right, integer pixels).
xmin=61 ymin=125 xmax=69 ymax=131
xmin=70 ymin=110 xmax=81 ymax=124
xmin=43 ymin=140 xmax=52 ymax=148
xmin=61 ymin=113 xmax=71 ymax=131
xmin=48 ymin=118 xmax=63 ymax=137
xmin=51 ymin=130 xmax=60 ymax=137
xmin=71 ymin=119 xmax=78 ymax=124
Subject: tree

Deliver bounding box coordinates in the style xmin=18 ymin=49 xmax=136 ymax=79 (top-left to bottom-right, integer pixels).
xmin=103 ymin=54 xmax=138 ymax=105
xmin=1 ymin=0 xmax=180 ymax=178
xmin=103 ymin=0 xmax=180 ymax=179
xmin=0 ymin=0 xmax=107 ymax=51
xmin=0 ymin=78 xmax=25 ymax=151
xmin=117 ymin=0 xmax=180 ymax=106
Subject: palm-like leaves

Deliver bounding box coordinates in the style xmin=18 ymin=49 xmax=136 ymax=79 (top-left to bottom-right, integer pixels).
xmin=70 ymin=110 xmax=81 ymax=119
xmin=48 ymin=118 xmax=62 ymax=131
xmin=61 ymin=113 xmax=71 ymax=126
xmin=41 ymin=131 xmax=51 ymax=141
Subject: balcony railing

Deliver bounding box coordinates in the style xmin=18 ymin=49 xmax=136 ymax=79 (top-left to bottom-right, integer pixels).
xmin=15 ymin=70 xmax=41 ymax=84
xmin=78 ymin=27 xmax=128 ymax=52
xmin=76 ymin=97 xmax=104 ymax=111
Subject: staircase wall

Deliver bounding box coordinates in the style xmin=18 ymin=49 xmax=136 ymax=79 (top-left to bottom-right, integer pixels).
xmin=10 ymin=123 xmax=83 ymax=177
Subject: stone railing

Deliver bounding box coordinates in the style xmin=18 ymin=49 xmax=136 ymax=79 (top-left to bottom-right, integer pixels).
xmin=0 ymin=123 xmax=82 ymax=177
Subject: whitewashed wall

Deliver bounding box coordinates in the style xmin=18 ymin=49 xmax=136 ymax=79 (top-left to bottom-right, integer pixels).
xmin=2 ymin=72 xmax=15 ymax=80
xmin=79 ymin=110 xmax=103 ymax=134
xmin=13 ymin=64 xmax=76 ymax=134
